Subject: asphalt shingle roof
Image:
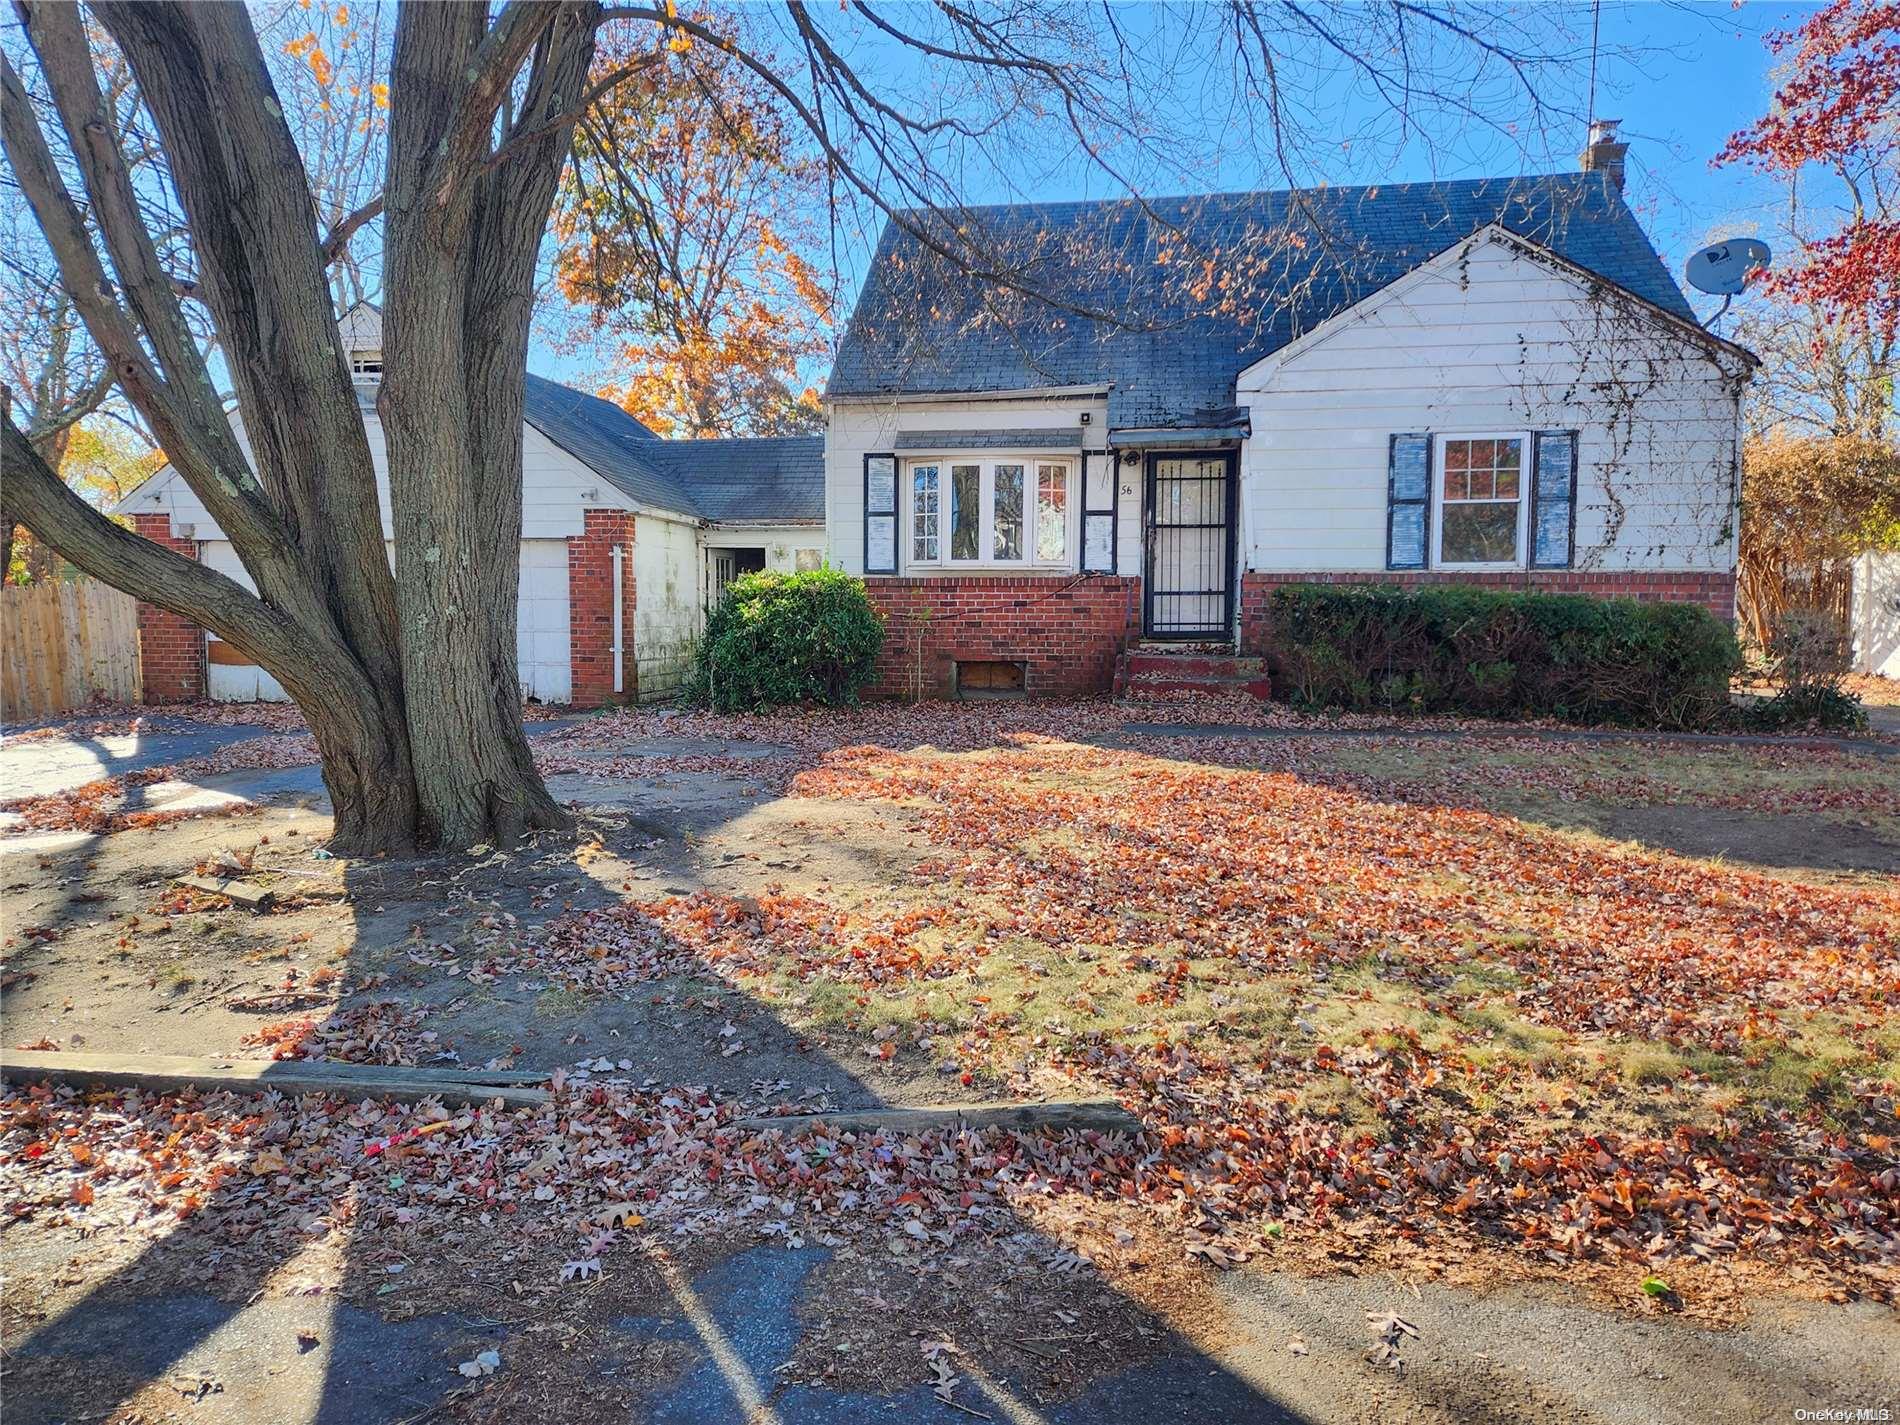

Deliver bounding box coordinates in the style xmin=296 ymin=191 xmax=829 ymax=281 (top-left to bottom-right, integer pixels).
xmin=522 ymin=374 xmax=823 ymax=522
xmin=631 ymin=436 xmax=826 ymax=523
xmin=826 ymin=172 xmax=1702 ymax=430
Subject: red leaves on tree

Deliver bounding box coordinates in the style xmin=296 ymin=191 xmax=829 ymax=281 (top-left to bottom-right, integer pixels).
xmin=1716 ymin=0 xmax=1900 ymax=340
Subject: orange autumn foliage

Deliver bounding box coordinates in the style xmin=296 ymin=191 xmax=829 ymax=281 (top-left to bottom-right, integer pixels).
xmin=552 ymin=26 xmax=831 ymax=437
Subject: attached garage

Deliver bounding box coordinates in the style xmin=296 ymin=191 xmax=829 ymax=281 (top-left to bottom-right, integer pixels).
xmin=201 ymin=542 xmax=287 ymax=702
xmin=515 ymin=540 xmax=572 ymax=704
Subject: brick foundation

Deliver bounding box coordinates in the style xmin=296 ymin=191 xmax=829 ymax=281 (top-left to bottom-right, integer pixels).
xmin=1239 ymin=570 xmax=1737 ymax=654
xmin=567 ymin=510 xmax=637 ymax=706
xmin=865 ymin=575 xmax=1142 ymax=699
xmin=129 ymin=513 xmax=206 ymax=703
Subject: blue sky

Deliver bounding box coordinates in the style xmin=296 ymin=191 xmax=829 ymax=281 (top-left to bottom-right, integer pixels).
xmin=532 ymin=1 xmax=1808 ymax=387
xmin=1590 ymin=3 xmax=1806 ymax=299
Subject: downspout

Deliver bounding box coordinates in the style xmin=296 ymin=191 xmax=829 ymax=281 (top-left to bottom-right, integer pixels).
xmin=611 ymin=542 xmax=625 ymax=695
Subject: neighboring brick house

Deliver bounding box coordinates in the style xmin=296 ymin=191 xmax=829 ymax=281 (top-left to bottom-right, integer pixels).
xmin=116 ymin=303 xmax=824 ymax=706
xmin=823 ymin=149 xmax=1755 ymax=698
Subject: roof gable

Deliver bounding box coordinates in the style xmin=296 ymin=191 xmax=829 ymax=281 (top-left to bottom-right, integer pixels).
xmin=339 ymin=300 xmax=383 ymax=355
xmin=826 ymin=172 xmax=1704 ymax=429
xmin=520 ymin=375 xmax=693 ymax=515
xmin=1237 ymin=223 xmax=1754 ymax=387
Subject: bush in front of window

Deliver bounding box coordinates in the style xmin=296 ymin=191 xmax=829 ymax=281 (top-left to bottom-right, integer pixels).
xmin=688 ymin=568 xmax=886 ymax=712
xmin=1268 ymin=583 xmax=1741 ymax=729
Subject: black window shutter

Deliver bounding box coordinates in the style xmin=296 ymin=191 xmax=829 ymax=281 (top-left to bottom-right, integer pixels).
xmin=1386 ymin=434 xmax=1431 ymax=570
xmin=1530 ymin=431 xmax=1578 ymax=569
xmin=863 ymin=453 xmax=897 ymax=574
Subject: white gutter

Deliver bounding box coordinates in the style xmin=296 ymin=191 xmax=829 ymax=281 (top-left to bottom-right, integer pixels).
xmin=610 ymin=542 xmax=625 ymax=694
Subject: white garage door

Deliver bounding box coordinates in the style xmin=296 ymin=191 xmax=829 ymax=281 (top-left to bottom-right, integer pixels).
xmin=202 ymin=542 xmax=290 ymax=702
xmin=200 ymin=539 xmax=572 ymax=705
xmin=515 ymin=540 xmax=571 ymax=704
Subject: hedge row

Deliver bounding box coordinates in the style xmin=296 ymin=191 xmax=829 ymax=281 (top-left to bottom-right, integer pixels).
xmin=1267 ymin=582 xmax=1740 ymax=729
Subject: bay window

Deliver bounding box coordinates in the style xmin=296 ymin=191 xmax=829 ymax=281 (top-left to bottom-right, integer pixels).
xmin=910 ymin=456 xmax=1077 ymax=569
xmin=1036 ymin=463 xmax=1068 ymax=562
xmin=912 ymin=464 xmax=940 ymax=561
xmin=993 ymin=464 xmax=1024 ymax=559
xmin=951 ymin=463 xmax=981 ymax=559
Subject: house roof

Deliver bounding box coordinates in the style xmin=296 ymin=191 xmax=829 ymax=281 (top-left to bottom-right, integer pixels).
xmin=526 ymin=377 xmax=828 ymax=523
xmin=628 ymin=435 xmax=826 ymax=523
xmin=825 ymin=171 xmax=1705 ymax=430
xmin=894 ymin=428 xmax=1085 ymax=451
xmin=519 ymin=374 xmax=690 ymax=514
xmin=119 ymin=374 xmax=823 ymax=526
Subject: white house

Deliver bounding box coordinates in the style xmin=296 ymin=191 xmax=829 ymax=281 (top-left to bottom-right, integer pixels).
xmin=123 ymin=148 xmax=1760 ymax=710
xmin=120 ymin=303 xmax=823 ymax=705
xmin=821 ymin=155 xmax=1755 ymax=698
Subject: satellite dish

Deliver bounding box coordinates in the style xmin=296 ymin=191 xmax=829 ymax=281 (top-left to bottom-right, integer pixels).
xmin=1685 ymin=238 xmax=1771 ymax=297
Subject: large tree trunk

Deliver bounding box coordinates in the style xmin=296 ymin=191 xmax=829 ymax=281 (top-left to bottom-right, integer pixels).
xmin=378 ymin=0 xmax=597 ymax=847
xmin=3 ymin=0 xmax=600 ymax=855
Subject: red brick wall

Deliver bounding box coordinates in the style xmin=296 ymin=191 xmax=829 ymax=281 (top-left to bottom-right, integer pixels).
xmin=129 ymin=513 xmax=206 ymax=704
xmin=1239 ymin=570 xmax=1737 ymax=654
xmin=865 ymin=575 xmax=1141 ymax=699
xmin=567 ymin=510 xmax=637 ymax=706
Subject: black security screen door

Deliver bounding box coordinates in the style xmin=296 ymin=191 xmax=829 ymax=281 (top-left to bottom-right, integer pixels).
xmin=1144 ymin=451 xmax=1237 ymax=639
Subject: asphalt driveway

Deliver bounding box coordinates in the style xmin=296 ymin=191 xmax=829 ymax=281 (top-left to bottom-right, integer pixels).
xmin=0 ymin=718 xmax=273 ymax=802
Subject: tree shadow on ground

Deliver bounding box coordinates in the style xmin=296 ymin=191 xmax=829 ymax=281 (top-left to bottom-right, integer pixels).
xmin=0 ymin=715 xmax=273 ymax=801
xmin=3 ymin=741 xmax=1312 ymax=1425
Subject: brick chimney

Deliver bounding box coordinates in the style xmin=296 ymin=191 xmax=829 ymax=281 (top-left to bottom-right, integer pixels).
xmin=1579 ymin=118 xmax=1628 ymax=191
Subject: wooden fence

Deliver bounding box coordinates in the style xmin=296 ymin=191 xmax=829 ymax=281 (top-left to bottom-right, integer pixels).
xmin=1 ymin=579 xmax=141 ymax=723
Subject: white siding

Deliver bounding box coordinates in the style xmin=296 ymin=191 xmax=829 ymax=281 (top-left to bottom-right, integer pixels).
xmin=1853 ymin=553 xmax=1900 ymax=678
xmin=120 ymin=410 xmax=639 ymax=542
xmin=1236 ymin=233 xmax=1746 ymax=574
xmin=634 ymin=515 xmax=701 ymax=700
xmin=822 ymin=396 xmax=1125 ymax=575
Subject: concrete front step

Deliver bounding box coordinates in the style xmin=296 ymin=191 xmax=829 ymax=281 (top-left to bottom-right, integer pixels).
xmin=1122 ymin=675 xmax=1274 ymax=700
xmin=1121 ymin=653 xmax=1265 ymax=679
xmin=1113 ymin=649 xmax=1272 ymax=700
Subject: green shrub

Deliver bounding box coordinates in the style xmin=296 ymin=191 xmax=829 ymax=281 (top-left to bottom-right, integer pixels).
xmin=1743 ymin=608 xmax=1866 ymax=731
xmin=1745 ymin=684 xmax=1866 ymax=731
xmin=688 ymin=567 xmax=885 ymax=712
xmin=1268 ymin=583 xmax=1741 ymax=729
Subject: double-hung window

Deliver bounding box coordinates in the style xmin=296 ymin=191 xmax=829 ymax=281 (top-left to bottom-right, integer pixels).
xmin=1434 ymin=433 xmax=1528 ymax=569
xmin=1035 ymin=463 xmax=1069 ymax=562
xmin=911 ymin=463 xmax=942 ymax=562
xmin=909 ymin=456 xmax=1075 ymax=569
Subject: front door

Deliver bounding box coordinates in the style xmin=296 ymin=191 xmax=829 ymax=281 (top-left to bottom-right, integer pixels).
xmin=1143 ymin=451 xmax=1237 ymax=639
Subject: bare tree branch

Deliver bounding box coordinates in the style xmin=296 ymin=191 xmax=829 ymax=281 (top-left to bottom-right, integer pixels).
xmin=320 ymin=195 xmax=385 ymax=266
xmin=1 ymin=402 xmax=302 ymax=674
xmin=0 ymin=40 xmax=281 ymax=558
